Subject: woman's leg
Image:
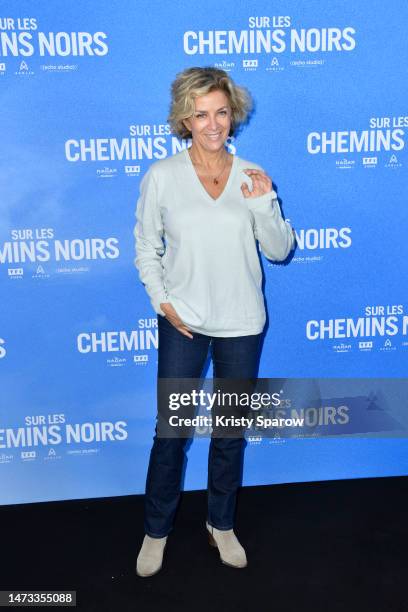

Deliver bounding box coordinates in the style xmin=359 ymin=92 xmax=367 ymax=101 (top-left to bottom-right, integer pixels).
xmin=207 ymin=333 xmax=262 ymax=530
xmin=144 ymin=315 xmax=211 ymax=537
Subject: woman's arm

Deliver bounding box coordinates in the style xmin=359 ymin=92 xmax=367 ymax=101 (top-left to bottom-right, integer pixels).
xmin=248 ymin=190 xmax=295 ymax=261
xmin=133 ymin=167 xmax=168 ymax=315
xmin=242 ymin=168 xmax=295 ymax=261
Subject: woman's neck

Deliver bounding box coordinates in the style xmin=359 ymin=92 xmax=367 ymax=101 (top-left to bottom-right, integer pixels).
xmin=188 ymin=142 xmax=230 ymax=170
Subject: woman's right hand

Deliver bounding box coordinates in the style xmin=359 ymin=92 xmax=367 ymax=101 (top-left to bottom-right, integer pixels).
xmin=160 ymin=302 xmax=194 ymax=339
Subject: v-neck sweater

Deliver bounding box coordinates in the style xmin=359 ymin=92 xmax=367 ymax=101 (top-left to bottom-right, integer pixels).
xmin=133 ymin=147 xmax=295 ymax=337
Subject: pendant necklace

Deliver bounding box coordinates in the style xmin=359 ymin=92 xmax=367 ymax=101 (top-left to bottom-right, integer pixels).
xmin=189 ymin=150 xmax=229 ymax=185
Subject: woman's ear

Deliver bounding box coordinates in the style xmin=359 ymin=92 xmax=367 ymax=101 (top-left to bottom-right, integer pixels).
xmin=182 ymin=118 xmax=191 ymax=132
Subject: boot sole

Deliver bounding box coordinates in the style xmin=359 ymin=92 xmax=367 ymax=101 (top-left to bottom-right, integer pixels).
xmin=136 ymin=564 xmax=163 ymax=578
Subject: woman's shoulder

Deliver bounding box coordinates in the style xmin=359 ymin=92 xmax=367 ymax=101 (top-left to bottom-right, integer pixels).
xmin=147 ymin=148 xmax=187 ymax=180
xmin=234 ymin=153 xmax=265 ymax=173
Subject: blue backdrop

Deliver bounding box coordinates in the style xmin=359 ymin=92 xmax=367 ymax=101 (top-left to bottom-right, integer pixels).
xmin=1 ymin=0 xmax=407 ymax=505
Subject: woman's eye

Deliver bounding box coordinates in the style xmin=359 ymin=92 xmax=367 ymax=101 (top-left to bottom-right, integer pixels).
xmin=219 ymin=110 xmax=227 ymax=115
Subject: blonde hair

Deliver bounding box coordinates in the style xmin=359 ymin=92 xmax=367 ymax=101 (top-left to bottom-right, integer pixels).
xmin=168 ymin=66 xmax=253 ymax=139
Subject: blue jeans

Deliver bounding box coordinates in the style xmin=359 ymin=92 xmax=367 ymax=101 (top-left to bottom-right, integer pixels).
xmin=144 ymin=314 xmax=262 ymax=538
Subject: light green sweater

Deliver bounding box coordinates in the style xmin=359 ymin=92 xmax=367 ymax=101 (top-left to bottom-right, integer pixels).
xmin=134 ymin=147 xmax=294 ymax=337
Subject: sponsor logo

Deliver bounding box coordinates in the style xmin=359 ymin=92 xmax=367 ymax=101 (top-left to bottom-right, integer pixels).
xmin=214 ymin=60 xmax=235 ymax=72
xmin=106 ymin=356 xmax=127 ymax=367
xmin=266 ymin=57 xmax=284 ymax=72
xmin=332 ymin=343 xmax=352 ymax=353
xmin=359 ymin=341 xmax=373 ymax=351
xmin=380 ymin=338 xmax=396 ymax=352
xmin=66 ymin=448 xmax=100 ymax=456
xmin=56 ymin=266 xmax=89 ymax=274
xmin=385 ymin=153 xmax=402 ymax=169
xmin=96 ymin=167 xmax=117 ymax=178
xmin=40 ymin=64 xmax=78 ymax=72
xmin=362 ymin=156 xmax=377 ymax=167
xmin=242 ymin=58 xmax=258 ymax=70
xmin=247 ymin=435 xmax=262 ymax=444
xmin=268 ymin=431 xmax=286 ymax=445
xmin=44 ymin=447 xmax=61 ymax=461
xmin=134 ymin=354 xmax=149 ymax=364
xmin=124 ymin=165 xmax=140 ymax=175
xmin=32 ymin=264 xmax=50 ymax=279
xmin=8 ymin=268 xmax=23 ymax=278
xmin=15 ymin=60 xmax=34 ymax=76
xmin=290 ymin=59 xmax=325 ymax=68
xmin=290 ymin=255 xmax=324 ymax=265
xmin=21 ymin=450 xmax=36 ymax=460
xmin=0 ymin=453 xmax=13 ymax=464
xmin=335 ymin=158 xmax=355 ymax=169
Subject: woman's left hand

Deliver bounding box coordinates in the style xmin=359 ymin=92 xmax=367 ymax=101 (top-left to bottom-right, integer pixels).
xmin=241 ymin=169 xmax=273 ymax=198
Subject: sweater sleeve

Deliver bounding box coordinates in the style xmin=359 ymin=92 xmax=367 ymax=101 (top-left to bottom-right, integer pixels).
xmin=133 ymin=167 xmax=168 ymax=316
xmin=247 ymin=189 xmax=295 ymax=261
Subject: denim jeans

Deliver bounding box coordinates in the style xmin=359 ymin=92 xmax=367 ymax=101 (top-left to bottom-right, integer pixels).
xmin=144 ymin=314 xmax=262 ymax=538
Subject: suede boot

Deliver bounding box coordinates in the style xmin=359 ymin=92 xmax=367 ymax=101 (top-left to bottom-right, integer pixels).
xmin=206 ymin=521 xmax=247 ymax=568
xmin=136 ymin=534 xmax=167 ymax=577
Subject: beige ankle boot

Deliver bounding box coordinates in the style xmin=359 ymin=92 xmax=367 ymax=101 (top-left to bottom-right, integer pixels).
xmin=136 ymin=534 xmax=167 ymax=577
xmin=206 ymin=522 xmax=247 ymax=568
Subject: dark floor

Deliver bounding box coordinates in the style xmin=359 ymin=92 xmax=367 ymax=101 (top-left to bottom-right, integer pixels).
xmin=1 ymin=476 xmax=406 ymax=612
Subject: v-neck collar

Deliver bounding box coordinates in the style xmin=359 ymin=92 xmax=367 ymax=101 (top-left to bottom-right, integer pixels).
xmin=184 ymin=146 xmax=237 ymax=205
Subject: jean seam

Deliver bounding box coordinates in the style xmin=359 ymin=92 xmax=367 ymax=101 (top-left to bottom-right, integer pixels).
xmin=144 ymin=528 xmax=171 ymax=538
xmin=207 ymin=521 xmax=234 ymax=531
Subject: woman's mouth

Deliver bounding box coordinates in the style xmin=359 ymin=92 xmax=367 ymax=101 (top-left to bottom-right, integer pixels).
xmin=206 ymin=133 xmax=221 ymax=140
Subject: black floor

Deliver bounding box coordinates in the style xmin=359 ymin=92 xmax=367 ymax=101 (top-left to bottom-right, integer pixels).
xmin=1 ymin=476 xmax=406 ymax=612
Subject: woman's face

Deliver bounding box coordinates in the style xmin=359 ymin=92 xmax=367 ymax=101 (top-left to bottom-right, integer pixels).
xmin=183 ymin=89 xmax=232 ymax=152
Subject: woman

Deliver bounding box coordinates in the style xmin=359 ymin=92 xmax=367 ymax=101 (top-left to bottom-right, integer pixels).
xmin=133 ymin=66 xmax=295 ymax=577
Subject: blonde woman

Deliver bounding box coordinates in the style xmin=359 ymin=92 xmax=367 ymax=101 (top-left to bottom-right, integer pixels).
xmin=134 ymin=66 xmax=295 ymax=577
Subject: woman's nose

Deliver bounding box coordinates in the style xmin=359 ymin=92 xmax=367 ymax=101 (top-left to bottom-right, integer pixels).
xmin=207 ymin=115 xmax=219 ymax=130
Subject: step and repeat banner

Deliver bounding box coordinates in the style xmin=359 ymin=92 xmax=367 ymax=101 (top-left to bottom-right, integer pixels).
xmin=1 ymin=0 xmax=407 ymax=505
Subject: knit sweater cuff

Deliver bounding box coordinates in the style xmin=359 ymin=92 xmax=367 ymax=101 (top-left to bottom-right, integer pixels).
xmin=246 ymin=190 xmax=278 ymax=211
xmin=151 ymin=291 xmax=169 ymax=316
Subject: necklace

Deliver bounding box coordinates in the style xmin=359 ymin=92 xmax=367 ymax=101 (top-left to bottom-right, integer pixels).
xmin=188 ymin=149 xmax=230 ymax=185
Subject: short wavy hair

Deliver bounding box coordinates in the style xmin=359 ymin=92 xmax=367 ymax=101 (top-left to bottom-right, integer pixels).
xmin=168 ymin=66 xmax=253 ymax=139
